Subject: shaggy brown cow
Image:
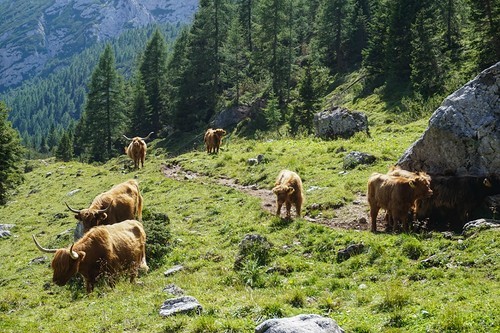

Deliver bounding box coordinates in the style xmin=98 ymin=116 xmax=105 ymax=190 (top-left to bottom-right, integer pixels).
xmin=66 ymin=179 xmax=143 ymax=234
xmin=367 ymin=172 xmax=433 ymax=232
xmin=415 ymin=175 xmax=500 ymax=231
xmin=33 ymin=219 xmax=148 ymax=293
xmin=123 ymin=132 xmax=154 ymax=169
xmin=272 ymin=170 xmax=304 ymax=218
xmin=204 ymin=128 xmax=226 ymax=154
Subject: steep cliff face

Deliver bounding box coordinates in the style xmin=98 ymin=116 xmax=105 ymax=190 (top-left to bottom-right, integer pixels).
xmin=0 ymin=0 xmax=197 ymax=91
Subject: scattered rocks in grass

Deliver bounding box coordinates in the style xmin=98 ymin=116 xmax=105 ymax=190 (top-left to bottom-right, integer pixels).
xmin=163 ymin=284 xmax=185 ymax=296
xmin=164 ymin=265 xmax=184 ymax=277
xmin=30 ymin=256 xmax=47 ymax=264
xmin=463 ymin=218 xmax=500 ymax=236
xmin=0 ymin=224 xmax=15 ymax=238
xmin=343 ymin=151 xmax=376 ymax=170
xmin=67 ymin=189 xmax=81 ymax=196
xmin=336 ymin=243 xmax=365 ymax=263
xmin=159 ymin=296 xmax=202 ymax=317
xmin=255 ymin=314 xmax=345 ymax=333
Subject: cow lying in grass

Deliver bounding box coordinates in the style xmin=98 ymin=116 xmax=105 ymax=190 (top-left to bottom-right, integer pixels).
xmin=33 ymin=219 xmax=148 ymax=293
xmin=204 ymin=128 xmax=226 ymax=154
xmin=272 ymin=170 xmax=304 ymax=219
xmin=367 ymin=172 xmax=433 ymax=232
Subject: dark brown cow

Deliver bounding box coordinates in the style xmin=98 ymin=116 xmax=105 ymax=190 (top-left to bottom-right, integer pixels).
xmin=33 ymin=219 xmax=148 ymax=293
xmin=123 ymin=132 xmax=154 ymax=169
xmin=272 ymin=170 xmax=304 ymax=218
xmin=416 ymin=175 xmax=500 ymax=231
xmin=367 ymin=172 xmax=433 ymax=232
xmin=204 ymin=128 xmax=226 ymax=154
xmin=66 ymin=179 xmax=143 ymax=234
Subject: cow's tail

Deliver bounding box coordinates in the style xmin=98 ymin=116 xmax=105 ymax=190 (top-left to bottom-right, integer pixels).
xmin=133 ymin=180 xmax=143 ymax=221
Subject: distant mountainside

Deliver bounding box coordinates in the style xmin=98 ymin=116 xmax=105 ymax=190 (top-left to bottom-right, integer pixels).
xmin=0 ymin=0 xmax=197 ymax=92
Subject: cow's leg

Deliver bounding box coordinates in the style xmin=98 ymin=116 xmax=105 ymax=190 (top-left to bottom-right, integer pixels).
xmin=295 ymin=202 xmax=301 ymax=217
xmin=370 ymin=205 xmax=380 ymax=232
xmin=276 ymin=202 xmax=283 ymax=217
xmin=285 ymin=201 xmax=292 ymax=218
xmin=385 ymin=211 xmax=393 ymax=232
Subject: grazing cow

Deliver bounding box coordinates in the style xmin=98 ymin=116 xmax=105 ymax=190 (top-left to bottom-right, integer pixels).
xmin=272 ymin=170 xmax=304 ymax=218
xmin=33 ymin=219 xmax=148 ymax=293
xmin=416 ymin=175 xmax=500 ymax=231
xmin=123 ymin=132 xmax=154 ymax=169
xmin=367 ymin=172 xmax=433 ymax=232
xmin=66 ymin=179 xmax=143 ymax=234
xmin=204 ymin=128 xmax=226 ymax=154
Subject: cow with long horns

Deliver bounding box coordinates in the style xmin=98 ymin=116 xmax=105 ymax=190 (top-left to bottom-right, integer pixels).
xmin=123 ymin=132 xmax=154 ymax=169
xmin=66 ymin=179 xmax=143 ymax=235
xmin=33 ymin=219 xmax=148 ymax=293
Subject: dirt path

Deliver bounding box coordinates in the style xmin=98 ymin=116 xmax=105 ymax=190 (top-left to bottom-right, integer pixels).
xmin=161 ymin=163 xmax=380 ymax=231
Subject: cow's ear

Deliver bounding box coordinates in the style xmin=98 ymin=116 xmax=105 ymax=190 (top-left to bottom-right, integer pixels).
xmin=287 ymin=187 xmax=295 ymax=194
xmin=409 ymin=180 xmax=415 ymax=188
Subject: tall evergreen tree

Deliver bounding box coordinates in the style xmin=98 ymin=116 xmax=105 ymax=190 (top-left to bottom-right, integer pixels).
xmin=129 ymin=72 xmax=152 ymax=136
xmin=55 ymin=130 xmax=74 ymax=162
xmin=290 ymin=61 xmax=319 ymax=135
xmin=468 ymin=0 xmax=500 ymax=69
xmin=222 ymin=16 xmax=247 ymax=106
xmin=78 ymin=44 xmax=126 ymax=162
xmin=139 ymin=29 xmax=169 ymax=134
xmin=0 ymin=102 xmax=24 ymax=205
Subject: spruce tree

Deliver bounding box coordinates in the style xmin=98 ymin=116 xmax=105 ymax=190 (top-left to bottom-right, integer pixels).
xmin=139 ymin=29 xmax=169 ymax=134
xmin=55 ymin=131 xmax=74 ymax=162
xmin=468 ymin=0 xmax=500 ymax=69
xmin=0 ymin=102 xmax=24 ymax=205
xmin=78 ymin=44 xmax=126 ymax=162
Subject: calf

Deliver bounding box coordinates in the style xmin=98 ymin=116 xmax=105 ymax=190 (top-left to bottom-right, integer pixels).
xmin=272 ymin=170 xmax=304 ymax=218
xmin=367 ymin=172 xmax=433 ymax=232
xmin=204 ymin=128 xmax=226 ymax=154
xmin=33 ymin=220 xmax=148 ymax=293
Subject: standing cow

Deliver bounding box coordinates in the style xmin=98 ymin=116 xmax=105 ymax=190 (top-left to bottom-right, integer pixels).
xmin=66 ymin=179 xmax=143 ymax=234
xmin=367 ymin=172 xmax=433 ymax=232
xmin=204 ymin=128 xmax=226 ymax=154
xmin=123 ymin=132 xmax=154 ymax=169
xmin=33 ymin=220 xmax=148 ymax=293
xmin=272 ymin=170 xmax=304 ymax=219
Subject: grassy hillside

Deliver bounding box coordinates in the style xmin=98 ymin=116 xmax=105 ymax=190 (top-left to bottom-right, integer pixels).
xmin=0 ymin=105 xmax=498 ymax=332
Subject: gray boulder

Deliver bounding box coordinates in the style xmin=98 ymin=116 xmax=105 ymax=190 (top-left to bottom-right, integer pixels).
xmin=0 ymin=224 xmax=15 ymax=238
xmin=463 ymin=218 xmax=500 ymax=236
xmin=159 ymin=296 xmax=202 ymax=317
xmin=255 ymin=314 xmax=345 ymax=333
xmin=314 ymin=107 xmax=369 ymax=140
xmin=398 ymin=62 xmax=500 ymax=176
xmin=343 ymin=151 xmax=376 ymax=169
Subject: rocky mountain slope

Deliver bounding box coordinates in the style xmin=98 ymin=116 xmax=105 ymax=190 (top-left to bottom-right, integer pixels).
xmin=0 ymin=0 xmax=197 ymax=92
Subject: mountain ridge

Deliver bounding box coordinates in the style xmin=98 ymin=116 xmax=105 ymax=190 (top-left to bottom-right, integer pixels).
xmin=0 ymin=0 xmax=198 ymax=92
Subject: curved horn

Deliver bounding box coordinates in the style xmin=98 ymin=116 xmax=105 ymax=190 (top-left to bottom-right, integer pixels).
xmin=96 ymin=203 xmax=111 ymax=213
xmin=140 ymin=132 xmax=154 ymax=141
xmin=123 ymin=134 xmax=133 ymax=141
xmin=69 ymin=243 xmax=79 ymax=260
xmin=65 ymin=202 xmax=81 ymax=214
xmin=32 ymin=235 xmax=58 ymax=253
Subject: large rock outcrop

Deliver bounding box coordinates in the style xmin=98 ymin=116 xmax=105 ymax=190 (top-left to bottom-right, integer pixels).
xmin=398 ymin=62 xmax=500 ymax=176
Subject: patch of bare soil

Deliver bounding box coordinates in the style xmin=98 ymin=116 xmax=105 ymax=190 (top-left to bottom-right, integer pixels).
xmin=161 ymin=163 xmax=384 ymax=231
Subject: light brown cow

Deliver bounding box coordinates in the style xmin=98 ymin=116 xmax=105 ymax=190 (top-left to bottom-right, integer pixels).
xmin=66 ymin=179 xmax=143 ymax=234
xmin=123 ymin=132 xmax=154 ymax=169
xmin=367 ymin=172 xmax=433 ymax=232
xmin=272 ymin=170 xmax=304 ymax=218
xmin=204 ymin=128 xmax=226 ymax=154
xmin=33 ymin=219 xmax=148 ymax=293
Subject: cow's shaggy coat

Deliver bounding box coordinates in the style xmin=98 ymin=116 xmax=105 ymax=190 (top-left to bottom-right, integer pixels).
xmin=367 ymin=172 xmax=433 ymax=232
xmin=33 ymin=219 xmax=148 ymax=293
xmin=204 ymin=128 xmax=226 ymax=154
xmin=67 ymin=179 xmax=143 ymax=234
xmin=124 ymin=132 xmax=153 ymax=169
xmin=272 ymin=170 xmax=304 ymax=218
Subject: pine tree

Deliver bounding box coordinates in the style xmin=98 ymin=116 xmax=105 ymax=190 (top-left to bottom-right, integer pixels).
xmin=0 ymin=102 xmax=24 ymax=205
xmin=139 ymin=29 xmax=169 ymax=134
xmin=468 ymin=0 xmax=500 ymax=69
xmin=78 ymin=44 xmax=126 ymax=162
xmin=222 ymin=16 xmax=247 ymax=106
xmin=129 ymin=72 xmax=152 ymax=136
xmin=290 ymin=61 xmax=318 ymax=135
xmin=55 ymin=131 xmax=74 ymax=162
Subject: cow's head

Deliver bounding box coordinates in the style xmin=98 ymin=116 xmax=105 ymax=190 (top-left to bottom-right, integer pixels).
xmin=66 ymin=202 xmax=110 ymax=232
xmin=214 ymin=129 xmax=226 ymax=138
xmin=409 ymin=176 xmax=433 ymax=198
xmin=33 ymin=235 xmax=85 ymax=286
xmin=272 ymin=185 xmax=295 ymax=203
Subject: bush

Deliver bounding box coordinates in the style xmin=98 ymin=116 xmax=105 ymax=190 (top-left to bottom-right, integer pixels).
xmin=142 ymin=215 xmax=171 ymax=270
